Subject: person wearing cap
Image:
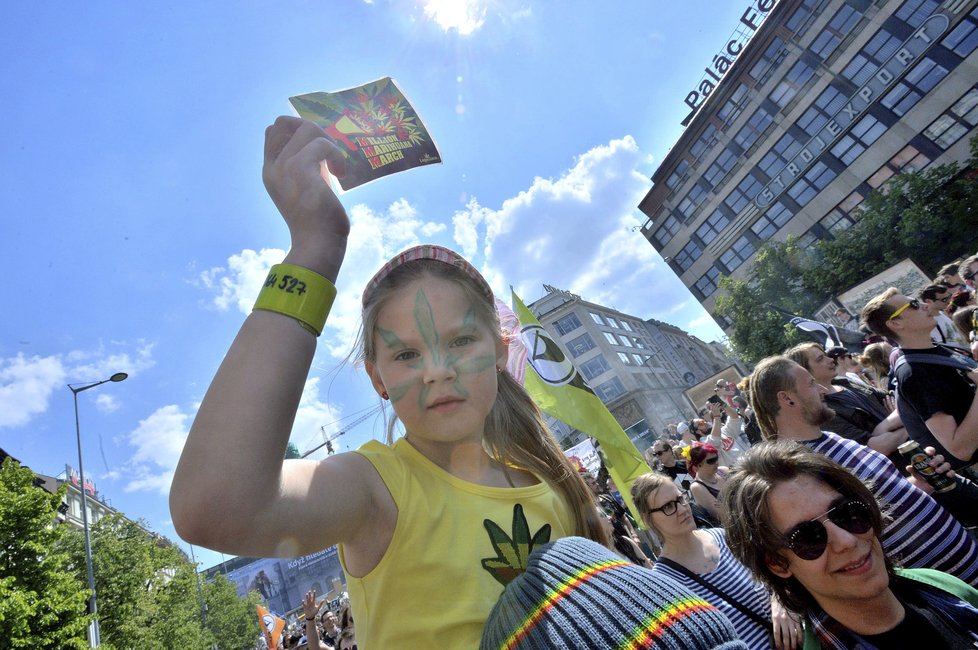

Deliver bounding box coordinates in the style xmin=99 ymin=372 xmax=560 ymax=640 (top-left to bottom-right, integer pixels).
xmin=480 ymin=536 xmax=749 ymax=650
xmin=170 ymin=117 xmax=609 ymax=648
xmin=722 ymin=441 xmax=978 ymax=649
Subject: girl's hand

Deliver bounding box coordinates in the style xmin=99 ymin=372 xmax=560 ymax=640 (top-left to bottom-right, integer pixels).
xmin=770 ymin=595 xmax=802 ymax=650
xmin=262 ymin=116 xmax=350 ymax=280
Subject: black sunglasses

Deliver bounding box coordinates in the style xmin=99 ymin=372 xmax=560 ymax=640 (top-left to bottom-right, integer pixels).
xmin=703 ymin=456 xmax=718 ymax=465
xmin=783 ymin=499 xmax=873 ymax=561
xmin=652 ymin=448 xmax=671 ymax=457
xmin=965 ymin=268 xmax=978 ymax=281
xmin=648 ymin=493 xmax=687 ymax=516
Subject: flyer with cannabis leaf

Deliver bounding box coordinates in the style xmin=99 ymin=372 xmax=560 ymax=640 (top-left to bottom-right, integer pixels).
xmin=289 ymin=77 xmax=442 ymax=191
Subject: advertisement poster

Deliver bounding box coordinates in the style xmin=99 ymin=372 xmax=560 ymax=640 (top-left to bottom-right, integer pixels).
xmin=289 ymin=77 xmax=442 ymax=191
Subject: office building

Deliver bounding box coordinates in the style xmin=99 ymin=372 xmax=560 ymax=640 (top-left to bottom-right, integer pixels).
xmin=639 ymin=0 xmax=978 ymax=325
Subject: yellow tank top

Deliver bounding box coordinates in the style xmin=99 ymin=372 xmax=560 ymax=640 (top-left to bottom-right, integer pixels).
xmin=339 ymin=438 xmax=575 ymax=649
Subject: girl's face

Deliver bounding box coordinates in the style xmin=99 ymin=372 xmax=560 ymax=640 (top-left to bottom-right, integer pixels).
xmin=694 ymin=453 xmax=719 ymax=478
xmin=365 ymin=275 xmax=506 ymax=448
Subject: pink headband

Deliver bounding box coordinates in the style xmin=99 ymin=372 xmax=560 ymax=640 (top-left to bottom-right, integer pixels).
xmin=362 ymin=244 xmax=494 ymax=306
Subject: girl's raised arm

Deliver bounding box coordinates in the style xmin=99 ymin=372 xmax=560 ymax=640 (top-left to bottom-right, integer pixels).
xmin=170 ymin=117 xmax=385 ymax=558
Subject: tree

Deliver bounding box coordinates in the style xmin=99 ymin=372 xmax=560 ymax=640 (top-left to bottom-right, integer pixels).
xmin=0 ymin=457 xmax=90 ymax=649
xmin=203 ymin=574 xmax=262 ymax=650
xmin=284 ymin=442 xmax=301 ymax=459
xmin=715 ymin=237 xmax=820 ymax=364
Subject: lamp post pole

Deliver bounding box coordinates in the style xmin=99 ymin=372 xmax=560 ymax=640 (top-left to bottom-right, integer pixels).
xmin=69 ymin=372 xmax=128 ymax=649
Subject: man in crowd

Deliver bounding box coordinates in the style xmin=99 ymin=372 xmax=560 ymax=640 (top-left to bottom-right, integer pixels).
xmin=938 ymin=261 xmax=968 ymax=293
xmin=649 ymin=439 xmax=690 ymax=489
xmin=785 ymin=343 xmax=906 ymax=458
xmin=722 ymin=442 xmax=978 ymax=647
xmin=749 ymin=355 xmax=978 ymax=586
xmin=919 ymin=282 xmax=969 ymax=350
xmin=961 ymin=254 xmax=978 ymax=292
xmin=861 ymin=287 xmax=978 ymax=472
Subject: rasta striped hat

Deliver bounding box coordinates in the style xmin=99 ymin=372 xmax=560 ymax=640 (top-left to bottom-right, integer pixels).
xmin=362 ymin=244 xmax=494 ymax=306
xmin=480 ymin=537 xmax=746 ymax=650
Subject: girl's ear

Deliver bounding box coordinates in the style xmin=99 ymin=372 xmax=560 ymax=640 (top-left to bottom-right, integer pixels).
xmin=495 ymin=336 xmax=509 ymax=373
xmin=365 ymin=360 xmax=386 ymax=398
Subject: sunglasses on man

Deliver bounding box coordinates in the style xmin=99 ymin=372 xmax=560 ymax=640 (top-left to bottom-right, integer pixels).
xmin=964 ymin=268 xmax=978 ymax=281
xmin=652 ymin=447 xmax=671 ymax=457
xmin=887 ymin=298 xmax=920 ymax=321
xmin=783 ymin=498 xmax=873 ymax=561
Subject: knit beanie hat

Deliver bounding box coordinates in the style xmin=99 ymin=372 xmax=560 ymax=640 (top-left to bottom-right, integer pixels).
xmin=480 ymin=537 xmax=747 ymax=650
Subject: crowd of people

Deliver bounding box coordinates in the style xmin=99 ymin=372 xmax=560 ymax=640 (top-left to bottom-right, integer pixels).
xmin=172 ymin=117 xmax=978 ymax=649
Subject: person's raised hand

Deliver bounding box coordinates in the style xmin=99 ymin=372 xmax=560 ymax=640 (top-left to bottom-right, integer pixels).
xmin=263 ymin=116 xmax=350 ymax=281
xmin=303 ymin=589 xmax=321 ymax=621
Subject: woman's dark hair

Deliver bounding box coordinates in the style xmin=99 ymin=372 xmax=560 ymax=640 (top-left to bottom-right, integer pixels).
xmin=720 ymin=441 xmax=891 ymax=614
xmin=687 ymin=442 xmax=718 ymax=478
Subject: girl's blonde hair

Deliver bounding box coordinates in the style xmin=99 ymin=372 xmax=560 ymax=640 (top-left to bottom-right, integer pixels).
xmin=357 ymin=258 xmax=608 ymax=546
xmin=630 ymin=472 xmax=671 ymax=537
xmin=858 ymin=342 xmax=892 ymax=389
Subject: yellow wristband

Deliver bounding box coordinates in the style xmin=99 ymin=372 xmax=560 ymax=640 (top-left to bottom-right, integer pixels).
xmin=253 ymin=264 xmax=337 ymax=336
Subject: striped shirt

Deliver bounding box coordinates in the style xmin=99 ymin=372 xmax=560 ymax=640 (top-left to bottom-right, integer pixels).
xmin=805 ymin=432 xmax=978 ymax=586
xmin=652 ymin=528 xmax=772 ymax=649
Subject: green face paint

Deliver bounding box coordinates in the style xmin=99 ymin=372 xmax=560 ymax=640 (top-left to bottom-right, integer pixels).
xmin=378 ymin=287 xmax=497 ymax=410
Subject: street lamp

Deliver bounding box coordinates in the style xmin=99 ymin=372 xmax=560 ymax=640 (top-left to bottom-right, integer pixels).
xmin=69 ymin=372 xmax=128 ymax=648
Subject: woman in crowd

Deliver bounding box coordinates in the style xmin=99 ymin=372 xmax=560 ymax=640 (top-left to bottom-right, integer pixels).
xmin=858 ymin=341 xmax=893 ymax=391
xmin=722 ymin=441 xmax=978 ymax=648
xmin=688 ymin=442 xmax=729 ymax=524
xmin=632 ymin=472 xmax=800 ymax=649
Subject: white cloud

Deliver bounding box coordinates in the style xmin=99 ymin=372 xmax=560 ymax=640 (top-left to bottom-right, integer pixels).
xmin=201 ymin=248 xmax=286 ymax=314
xmin=424 ymin=0 xmax=487 ymax=35
xmin=0 ymin=354 xmax=66 ymax=428
xmin=0 ymin=342 xmax=156 ymax=430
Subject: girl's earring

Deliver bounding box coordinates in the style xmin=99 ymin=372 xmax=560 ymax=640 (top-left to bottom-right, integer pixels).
xmin=381 ymin=390 xmax=389 ymax=400
xmin=496 ymin=366 xmax=502 ymax=374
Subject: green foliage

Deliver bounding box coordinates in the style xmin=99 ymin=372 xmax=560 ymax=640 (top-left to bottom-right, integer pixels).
xmin=284 ymin=442 xmax=302 ymax=459
xmin=0 ymin=457 xmax=90 ymax=649
xmin=204 ymin=574 xmax=262 ymax=650
xmin=714 ymin=238 xmax=818 ymax=365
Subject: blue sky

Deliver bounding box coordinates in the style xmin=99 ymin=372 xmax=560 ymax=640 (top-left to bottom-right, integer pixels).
xmin=2 ymin=1 xmax=752 ymax=570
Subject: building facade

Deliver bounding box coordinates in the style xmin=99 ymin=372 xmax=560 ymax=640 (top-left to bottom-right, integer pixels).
xmin=528 ymin=286 xmax=744 ymax=452
xmin=639 ymin=0 xmax=978 ymax=325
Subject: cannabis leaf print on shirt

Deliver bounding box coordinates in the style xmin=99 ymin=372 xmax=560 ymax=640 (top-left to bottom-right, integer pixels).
xmin=481 ymin=504 xmax=552 ymax=586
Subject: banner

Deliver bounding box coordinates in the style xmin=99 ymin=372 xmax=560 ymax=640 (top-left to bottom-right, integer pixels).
xmin=504 ymin=291 xmax=651 ymax=524
xmin=256 ymin=605 xmax=285 ymax=650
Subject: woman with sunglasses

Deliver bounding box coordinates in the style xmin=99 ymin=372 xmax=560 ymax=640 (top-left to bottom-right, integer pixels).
xmin=723 ymin=441 xmax=978 ymax=649
xmin=688 ymin=442 xmax=729 ymax=525
xmin=632 ymin=472 xmax=798 ymax=649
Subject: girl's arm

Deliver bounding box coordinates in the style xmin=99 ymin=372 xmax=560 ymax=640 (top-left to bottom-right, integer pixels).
xmin=689 ymin=481 xmax=719 ymax=519
xmin=170 ymin=118 xmax=388 ymax=558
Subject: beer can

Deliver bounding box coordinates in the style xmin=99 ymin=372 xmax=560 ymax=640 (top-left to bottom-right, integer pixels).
xmin=898 ymin=440 xmax=956 ymax=493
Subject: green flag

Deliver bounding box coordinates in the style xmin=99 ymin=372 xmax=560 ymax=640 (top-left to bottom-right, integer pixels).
xmin=509 ymin=290 xmax=650 ymax=523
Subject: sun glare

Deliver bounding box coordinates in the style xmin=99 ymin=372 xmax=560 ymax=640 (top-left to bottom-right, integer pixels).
xmin=424 ymin=0 xmax=487 ymax=35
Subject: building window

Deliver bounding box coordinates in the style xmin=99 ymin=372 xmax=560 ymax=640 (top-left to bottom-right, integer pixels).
xmin=694 ymin=265 xmax=722 ymax=298
xmin=882 ymin=56 xmax=950 ymax=117
xmin=675 ymin=240 xmax=702 ymax=273
xmin=677 ymin=184 xmax=709 ymax=221
xmin=554 ymin=313 xmax=583 ymax=336
xmin=842 ymin=28 xmax=902 ymax=86
xmin=690 ymin=124 xmax=719 ymax=161
xmin=830 ymin=114 xmax=887 ymax=165
xmin=886 ymin=144 xmax=930 ymax=174
xmin=751 ymin=201 xmax=794 ymax=239
xmin=665 ymin=159 xmax=690 ymax=190
xmin=717 ymin=83 xmax=750 ymax=127
xmin=798 ymin=85 xmax=848 ymax=137
xmin=695 ymin=209 xmax=731 ymax=246
xmin=719 ymin=235 xmax=756 ymax=273
xmin=895 ymin=0 xmax=940 ymax=29
xmin=788 ymin=160 xmax=837 ymax=206
xmin=580 ymin=355 xmax=612 ymax=381
xmin=567 ymin=333 xmax=596 ymax=358
xmin=758 ymin=132 xmax=803 ymax=178
xmin=941 ymin=7 xmax=978 ymax=59
xmin=724 ymin=172 xmax=765 ymax=213
xmin=594 ymin=377 xmax=627 ymax=402
xmin=703 ymin=147 xmax=739 ymax=188
xmin=750 ymin=37 xmax=787 ymax=84
xmin=735 ymin=108 xmax=774 ymax=150
xmin=924 ymin=87 xmax=978 ymax=149
xmin=786 ymin=0 xmax=820 ymax=32
xmin=621 ymin=321 xmax=634 ymax=332
xmin=819 ymin=209 xmax=857 ymax=235
xmin=769 ymin=60 xmax=816 ymax=108
xmin=603 ymin=331 xmax=619 ymax=345
xmin=809 ymin=5 xmax=861 ymax=60
xmin=652 ymin=214 xmax=682 ymax=248
xmin=632 ymin=353 xmax=644 ymax=365
xmin=590 ymin=312 xmax=606 ymax=325
xmin=607 ymin=317 xmax=622 ymax=329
